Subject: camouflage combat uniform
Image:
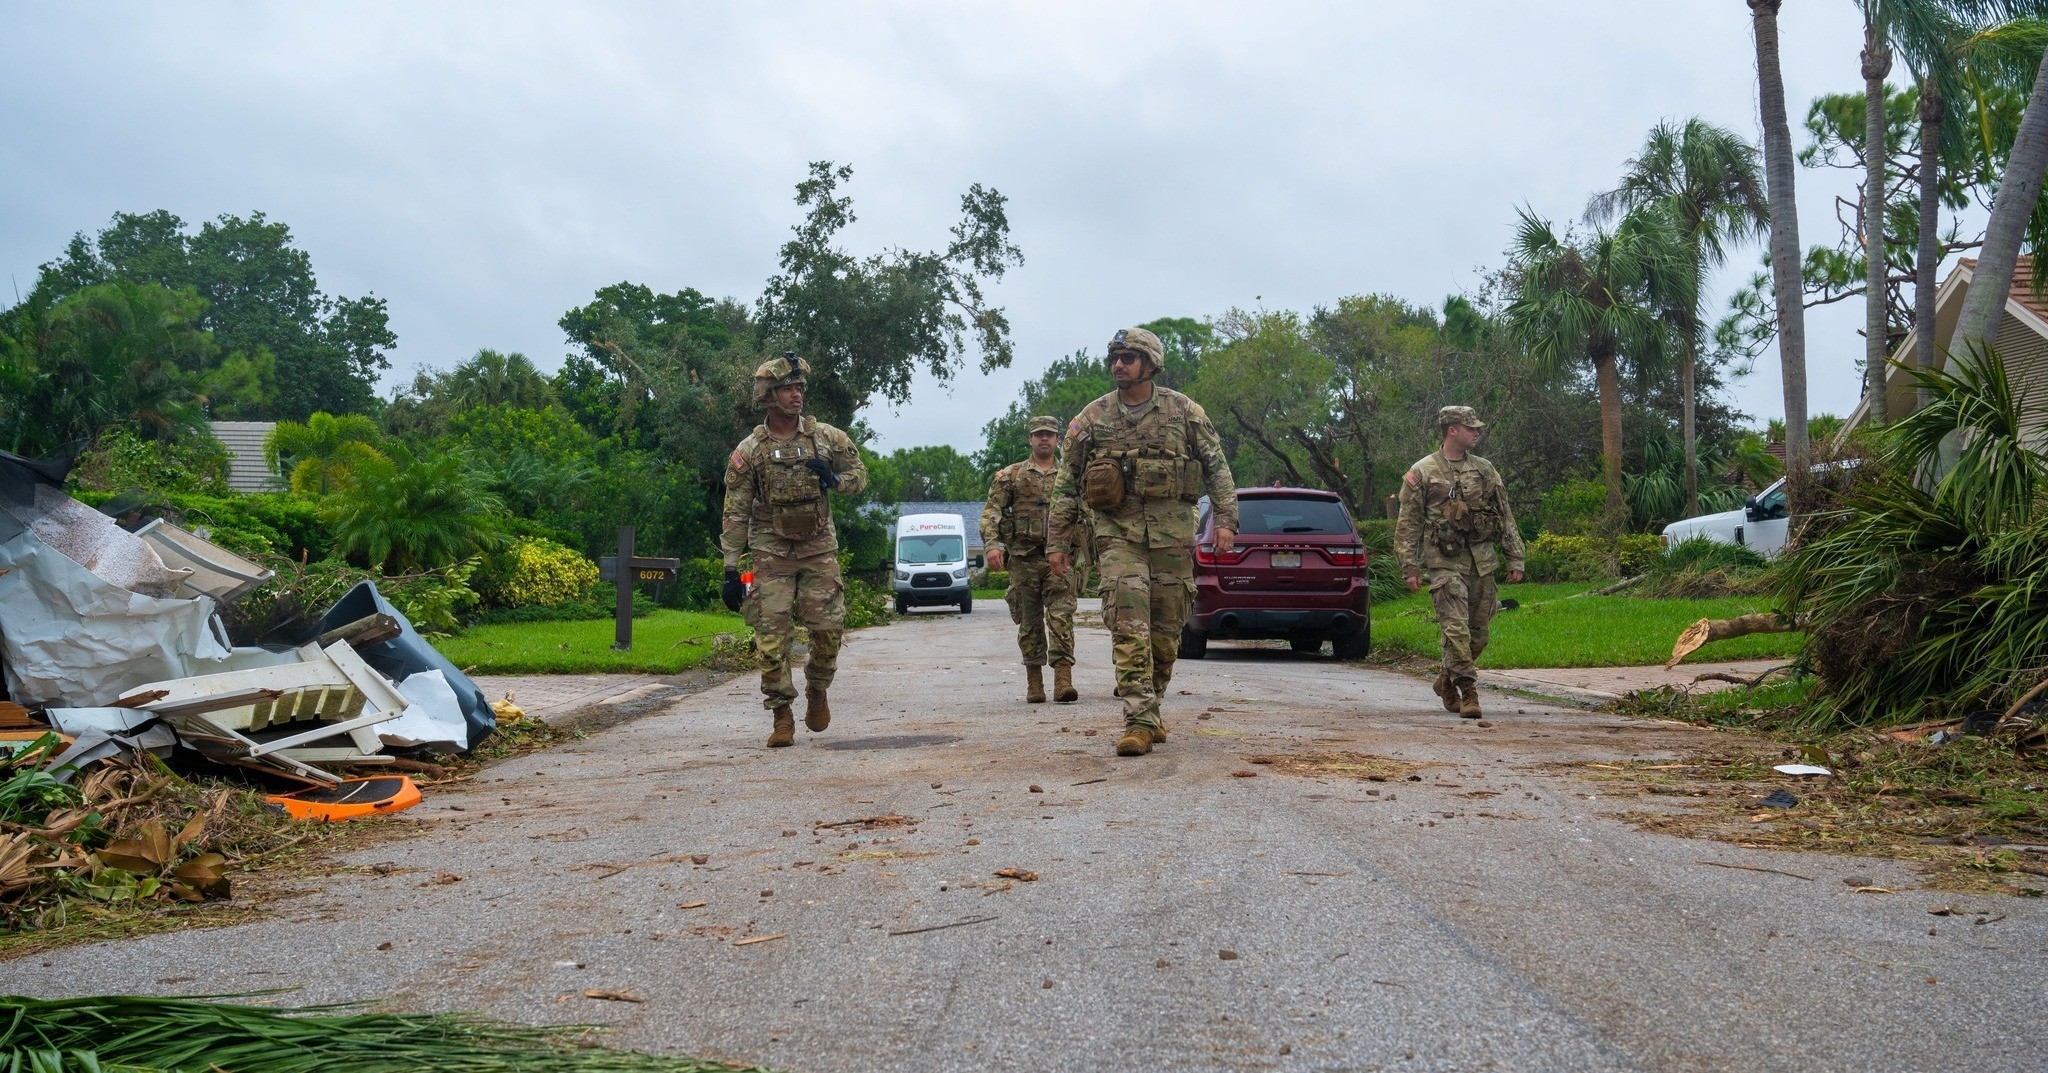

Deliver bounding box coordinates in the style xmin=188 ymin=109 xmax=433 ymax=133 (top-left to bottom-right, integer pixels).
xmin=722 ymin=415 xmax=869 ymax=711
xmin=982 ymin=456 xmax=1077 ymax=671
xmin=1050 ymin=381 xmax=1236 ymax=737
xmin=1394 ymin=447 xmax=1524 ymax=687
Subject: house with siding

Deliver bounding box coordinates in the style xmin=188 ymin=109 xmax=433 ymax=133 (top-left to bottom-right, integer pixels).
xmin=1844 ymin=256 xmax=2048 ymax=445
xmin=209 ymin=421 xmax=279 ymax=493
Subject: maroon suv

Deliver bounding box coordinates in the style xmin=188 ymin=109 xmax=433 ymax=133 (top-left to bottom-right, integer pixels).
xmin=1180 ymin=487 xmax=1370 ymax=659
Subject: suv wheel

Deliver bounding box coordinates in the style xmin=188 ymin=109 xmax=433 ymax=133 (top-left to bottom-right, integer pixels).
xmin=1177 ymin=626 xmax=1208 ymax=660
xmin=1332 ymin=625 xmax=1370 ymax=660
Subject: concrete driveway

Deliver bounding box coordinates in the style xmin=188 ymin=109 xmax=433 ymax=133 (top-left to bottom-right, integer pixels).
xmin=13 ymin=606 xmax=2045 ymax=1071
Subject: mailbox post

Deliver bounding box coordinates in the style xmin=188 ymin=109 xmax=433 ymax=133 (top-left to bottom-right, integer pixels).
xmin=600 ymin=527 xmax=680 ymax=651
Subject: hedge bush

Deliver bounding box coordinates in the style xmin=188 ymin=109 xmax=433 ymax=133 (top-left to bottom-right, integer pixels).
xmin=475 ymin=536 xmax=599 ymax=609
xmin=1523 ymin=533 xmax=1662 ymax=583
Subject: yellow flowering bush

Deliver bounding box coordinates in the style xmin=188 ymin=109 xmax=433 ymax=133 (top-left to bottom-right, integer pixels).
xmin=477 ymin=536 xmax=599 ymax=609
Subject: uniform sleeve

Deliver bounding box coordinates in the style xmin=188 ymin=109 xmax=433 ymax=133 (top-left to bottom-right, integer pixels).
xmin=1188 ymin=403 xmax=1237 ymax=535
xmin=720 ymin=446 xmax=755 ymax=570
xmin=980 ymin=469 xmax=1008 ymax=551
xmin=1048 ymin=417 xmax=1089 ymax=556
xmin=1394 ymin=468 xmax=1425 ymax=579
xmin=1491 ymin=463 xmax=1525 ymax=572
xmin=829 ymin=428 xmax=868 ymax=497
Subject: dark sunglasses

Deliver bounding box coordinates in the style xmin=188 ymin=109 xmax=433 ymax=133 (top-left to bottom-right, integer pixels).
xmin=1108 ymin=351 xmax=1143 ymax=365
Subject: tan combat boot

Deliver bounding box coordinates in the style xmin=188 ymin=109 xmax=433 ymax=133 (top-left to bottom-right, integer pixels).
xmin=1151 ymin=716 xmax=1167 ymax=744
xmin=1115 ymin=724 xmax=1155 ymax=756
xmin=768 ymin=705 xmax=796 ymax=747
xmin=1052 ymin=664 xmax=1077 ymax=703
xmin=804 ymin=687 xmax=831 ymax=732
xmin=1456 ymin=679 xmax=1482 ymax=720
xmin=1025 ymin=666 xmax=1047 ymax=704
xmin=1432 ymin=671 xmax=1460 ymax=713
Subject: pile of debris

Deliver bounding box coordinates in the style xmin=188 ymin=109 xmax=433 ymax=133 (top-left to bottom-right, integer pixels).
xmin=0 ymin=448 xmax=496 ymax=915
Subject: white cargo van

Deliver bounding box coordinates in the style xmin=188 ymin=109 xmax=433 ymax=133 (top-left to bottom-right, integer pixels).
xmin=891 ymin=513 xmax=972 ymax=614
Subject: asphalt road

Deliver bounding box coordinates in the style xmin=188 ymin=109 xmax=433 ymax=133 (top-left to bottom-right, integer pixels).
xmin=12 ymin=605 xmax=2047 ymax=1071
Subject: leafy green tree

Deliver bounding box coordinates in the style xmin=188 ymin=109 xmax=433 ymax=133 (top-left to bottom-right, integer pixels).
xmin=755 ymin=161 xmax=1024 ymax=427
xmin=324 ymin=442 xmax=506 ymax=573
xmin=977 ymin=351 xmax=1114 ymax=475
xmin=1589 ymin=117 xmax=1768 ymax=517
xmin=883 ymin=444 xmax=985 ymax=501
xmin=35 ymin=210 xmax=394 ymax=418
xmin=379 ymin=350 xmax=555 ymax=439
xmin=0 ymin=281 xmax=214 ymax=455
xmin=1506 ymin=207 xmax=1694 ymax=528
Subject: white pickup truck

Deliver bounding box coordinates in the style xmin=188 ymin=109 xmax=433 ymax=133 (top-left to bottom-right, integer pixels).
xmin=1659 ymin=476 xmax=1792 ymax=557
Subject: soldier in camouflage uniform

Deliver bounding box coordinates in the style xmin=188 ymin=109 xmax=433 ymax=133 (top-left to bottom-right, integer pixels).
xmin=982 ymin=416 xmax=1082 ymax=705
xmin=1049 ymin=327 xmax=1237 ymax=757
xmin=1394 ymin=406 xmax=1525 ymax=719
xmin=720 ymin=353 xmax=870 ymax=748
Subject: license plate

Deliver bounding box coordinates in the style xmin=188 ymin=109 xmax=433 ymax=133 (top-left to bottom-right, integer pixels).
xmin=1270 ymin=552 xmax=1300 ymax=569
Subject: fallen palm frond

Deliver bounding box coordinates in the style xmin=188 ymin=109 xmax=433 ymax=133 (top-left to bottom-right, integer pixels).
xmin=1775 ymin=351 xmax=2048 ymax=728
xmin=0 ymin=994 xmax=773 ymax=1073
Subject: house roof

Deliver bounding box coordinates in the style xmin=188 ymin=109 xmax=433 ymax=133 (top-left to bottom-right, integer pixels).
xmin=1957 ymin=256 xmax=2048 ymax=322
xmin=209 ymin=421 xmax=279 ymax=493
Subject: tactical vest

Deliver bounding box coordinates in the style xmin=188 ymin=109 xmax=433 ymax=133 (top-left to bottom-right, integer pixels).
xmin=998 ymin=465 xmax=1055 ymax=552
xmin=1084 ymin=398 xmax=1205 ymax=509
xmin=1424 ymin=460 xmax=1504 ymax=555
xmin=758 ymin=431 xmax=828 ymax=542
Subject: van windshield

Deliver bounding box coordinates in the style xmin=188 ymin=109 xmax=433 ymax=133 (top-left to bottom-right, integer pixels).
xmin=897 ymin=535 xmax=963 ymax=564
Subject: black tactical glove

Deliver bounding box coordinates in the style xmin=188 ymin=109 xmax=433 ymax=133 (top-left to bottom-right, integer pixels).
xmin=805 ymin=457 xmax=840 ymax=491
xmin=721 ymin=569 xmax=745 ymax=612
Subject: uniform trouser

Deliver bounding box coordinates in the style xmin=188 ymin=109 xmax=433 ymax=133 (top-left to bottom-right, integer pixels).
xmin=1427 ymin=557 xmax=1497 ymax=682
xmin=743 ymin=550 xmax=845 ymax=709
xmin=1097 ymin=539 xmax=1193 ymax=730
xmin=1005 ymin=553 xmax=1077 ymax=667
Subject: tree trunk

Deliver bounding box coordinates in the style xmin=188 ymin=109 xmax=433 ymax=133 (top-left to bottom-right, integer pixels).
xmin=1916 ymin=77 xmax=1944 ymax=410
xmin=1955 ymin=45 xmax=2048 ymax=354
xmin=1593 ymin=342 xmax=1626 ymax=529
xmin=1862 ymin=18 xmax=1892 ymax=425
xmin=1752 ymin=0 xmax=1809 ymax=481
xmin=1682 ymin=314 xmax=1699 ymax=518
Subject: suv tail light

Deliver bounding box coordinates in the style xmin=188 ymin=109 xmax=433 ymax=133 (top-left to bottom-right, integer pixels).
xmin=1196 ymin=543 xmax=1250 ymax=566
xmin=1323 ymin=545 xmax=1366 ymax=568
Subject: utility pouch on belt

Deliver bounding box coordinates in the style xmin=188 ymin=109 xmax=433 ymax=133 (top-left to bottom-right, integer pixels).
xmin=1131 ymin=457 xmax=1179 ymax=500
xmin=773 ymin=509 xmax=819 ymax=541
xmin=1083 ymin=458 xmax=1126 ymax=511
xmin=1011 ymin=508 xmax=1048 ymax=547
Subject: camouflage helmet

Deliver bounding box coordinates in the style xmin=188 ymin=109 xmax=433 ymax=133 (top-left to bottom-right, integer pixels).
xmin=1437 ymin=405 xmax=1485 ymax=430
xmin=751 ymin=351 xmax=811 ymax=407
xmin=1025 ymin=415 xmax=1061 ymax=436
xmin=1106 ymin=327 xmax=1164 ymax=372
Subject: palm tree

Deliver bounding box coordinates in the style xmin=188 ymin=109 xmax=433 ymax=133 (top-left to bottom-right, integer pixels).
xmin=1955 ymin=26 xmax=2048 ymax=350
xmin=1506 ymin=207 xmax=1695 ymax=529
xmin=446 ymin=349 xmax=553 ymax=411
xmin=324 ymin=442 xmax=506 ymax=573
xmin=1750 ymin=0 xmax=1812 ymax=479
xmin=1589 ymin=118 xmax=1768 ymax=517
xmin=1907 ymin=16 xmax=2048 ymax=403
xmin=263 ymin=411 xmax=385 ymax=496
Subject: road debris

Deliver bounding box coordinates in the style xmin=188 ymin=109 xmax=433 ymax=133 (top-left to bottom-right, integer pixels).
xmin=1697 ymin=860 xmax=1815 ymax=881
xmin=889 ymin=915 xmax=999 ymax=937
xmin=582 ymin=989 xmax=645 ymax=1003
xmin=993 ymin=868 xmax=1038 ymax=882
xmin=733 ymin=933 xmax=787 ymax=946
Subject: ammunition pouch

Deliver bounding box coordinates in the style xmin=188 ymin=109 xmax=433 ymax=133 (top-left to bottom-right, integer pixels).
xmin=1083 ymin=458 xmax=1126 ymax=511
xmin=772 ymin=508 xmax=820 ymax=541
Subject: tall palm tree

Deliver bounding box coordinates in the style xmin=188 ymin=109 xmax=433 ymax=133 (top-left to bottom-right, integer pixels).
xmin=446 ymin=349 xmax=553 ymax=411
xmin=1955 ymin=26 xmax=2048 ymax=350
xmin=1750 ymin=0 xmax=1812 ymax=478
xmin=1589 ymin=118 xmax=1769 ymax=517
xmin=1907 ymin=16 xmax=2048 ymax=401
xmin=1506 ymin=207 xmax=1695 ymax=529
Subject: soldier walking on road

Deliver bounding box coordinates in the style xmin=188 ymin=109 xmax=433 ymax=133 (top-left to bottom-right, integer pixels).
xmin=1394 ymin=406 xmax=1525 ymax=720
xmin=720 ymin=352 xmax=869 ymax=748
xmin=1049 ymin=328 xmax=1237 ymax=757
xmin=982 ymin=416 xmax=1082 ymax=705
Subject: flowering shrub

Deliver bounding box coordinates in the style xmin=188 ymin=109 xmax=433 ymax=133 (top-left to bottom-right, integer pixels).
xmin=477 ymin=537 xmax=599 ymax=609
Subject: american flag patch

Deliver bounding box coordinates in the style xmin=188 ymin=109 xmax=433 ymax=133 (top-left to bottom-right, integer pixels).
xmin=1067 ymin=417 xmax=1081 ymax=437
xmin=1404 ymin=470 xmax=1420 ymax=488
xmin=730 ymin=449 xmax=749 ymax=472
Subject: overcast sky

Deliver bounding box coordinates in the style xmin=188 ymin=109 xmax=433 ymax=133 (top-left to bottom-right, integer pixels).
xmin=4 ymin=1 xmax=1902 ymax=453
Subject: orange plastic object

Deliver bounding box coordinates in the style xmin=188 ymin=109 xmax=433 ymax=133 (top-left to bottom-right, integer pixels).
xmin=741 ymin=571 xmax=754 ymax=585
xmin=266 ymin=775 xmax=422 ymax=822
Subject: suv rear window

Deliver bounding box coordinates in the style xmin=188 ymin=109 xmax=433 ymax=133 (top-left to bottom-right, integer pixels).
xmin=1235 ymin=498 xmax=1354 ymax=536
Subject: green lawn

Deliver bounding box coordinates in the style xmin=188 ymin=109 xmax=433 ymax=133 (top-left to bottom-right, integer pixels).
xmin=437 ymin=609 xmax=747 ymax=674
xmin=1369 ymin=582 xmax=1802 ymax=669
